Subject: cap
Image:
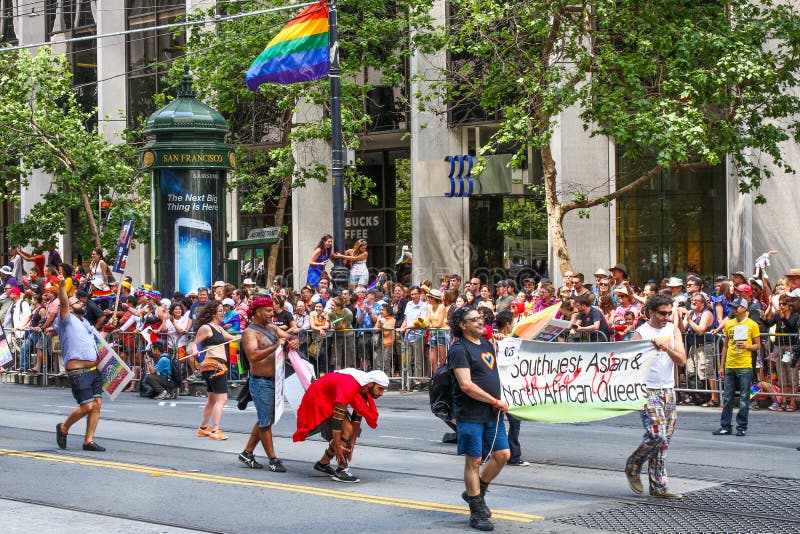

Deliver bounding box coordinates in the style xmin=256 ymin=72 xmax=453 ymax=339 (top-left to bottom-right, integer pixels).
xmin=8 ymin=287 xmax=20 ymax=296
xmin=44 ymin=283 xmax=57 ymax=293
xmin=187 ymin=290 xmax=198 ymax=297
xmin=750 ymin=279 xmax=764 ymax=289
xmin=222 ymin=298 xmax=235 ymax=307
xmin=68 ymin=296 xmax=79 ymax=305
xmin=427 ymin=288 xmax=442 ymax=300
xmin=788 ymin=288 xmax=800 ymax=298
xmin=494 ymin=280 xmax=509 ymax=287
xmin=732 ymin=271 xmax=747 ymax=279
xmin=735 ymin=283 xmax=753 ymax=293
xmin=160 ymin=298 xmax=171 ymax=307
xmin=212 ymin=280 xmax=225 ymax=288
xmin=121 ymin=281 xmax=131 ymax=289
xmin=614 ymin=285 xmax=632 ymax=296
xmin=674 ymin=294 xmax=688 ymax=306
xmin=714 ymin=275 xmax=727 ymax=282
xmin=0 ymin=266 xmax=13 ymax=276
xmin=242 ymin=278 xmax=255 ymax=285
xmin=594 ymin=268 xmax=609 ymax=277
xmin=609 ymin=263 xmax=628 ymax=275
xmin=666 ymin=277 xmax=684 ymax=288
xmin=785 ymin=268 xmax=800 ymax=278
xmin=730 ymin=297 xmax=748 ymax=308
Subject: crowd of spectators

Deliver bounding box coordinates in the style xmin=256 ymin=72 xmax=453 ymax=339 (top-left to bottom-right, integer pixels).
xmin=0 ymin=244 xmax=797 ymax=409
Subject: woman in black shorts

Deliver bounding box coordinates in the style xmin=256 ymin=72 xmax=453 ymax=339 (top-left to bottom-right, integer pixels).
xmin=193 ymin=301 xmax=239 ymax=440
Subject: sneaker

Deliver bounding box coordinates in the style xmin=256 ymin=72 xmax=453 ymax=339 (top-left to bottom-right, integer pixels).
xmin=238 ymin=450 xmax=263 ymax=469
xmin=197 ymin=426 xmax=213 ymax=437
xmin=736 ymin=429 xmax=746 ymax=437
xmin=82 ymin=441 xmax=106 ymax=452
xmin=268 ymin=457 xmax=287 ymax=473
xmin=154 ymin=391 xmax=170 ymax=400
xmin=768 ymin=403 xmax=779 ymax=411
xmin=56 ymin=423 xmax=67 ymax=449
xmin=170 ymin=390 xmax=179 ymax=399
xmin=507 ymin=459 xmax=530 ymax=466
xmin=208 ymin=429 xmax=228 ymax=440
xmin=649 ymin=491 xmax=682 ymax=499
xmin=712 ymin=427 xmax=733 ymax=436
xmin=314 ymin=461 xmax=336 ymax=476
xmin=625 ymin=470 xmax=643 ymax=494
xmin=331 ymin=467 xmax=360 ymax=483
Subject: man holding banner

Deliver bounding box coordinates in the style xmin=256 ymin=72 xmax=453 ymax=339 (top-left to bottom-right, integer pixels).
xmin=450 ymin=306 xmax=510 ymax=532
xmin=54 ymin=274 xmax=106 ymax=452
xmin=625 ymin=294 xmax=686 ymax=499
xmin=237 ymin=296 xmax=298 ymax=473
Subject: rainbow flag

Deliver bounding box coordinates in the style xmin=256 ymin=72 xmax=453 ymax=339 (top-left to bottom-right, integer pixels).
xmin=245 ymin=2 xmax=329 ymax=90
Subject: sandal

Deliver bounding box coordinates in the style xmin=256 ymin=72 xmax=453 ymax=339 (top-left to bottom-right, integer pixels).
xmin=701 ymin=400 xmax=719 ymax=408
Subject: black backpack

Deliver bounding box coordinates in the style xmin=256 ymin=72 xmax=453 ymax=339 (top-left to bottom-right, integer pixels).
xmin=170 ymin=356 xmax=186 ymax=386
xmin=429 ymin=339 xmax=464 ymax=422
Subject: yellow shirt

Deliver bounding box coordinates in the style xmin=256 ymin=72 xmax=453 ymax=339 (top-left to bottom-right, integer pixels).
xmin=723 ymin=317 xmax=760 ymax=369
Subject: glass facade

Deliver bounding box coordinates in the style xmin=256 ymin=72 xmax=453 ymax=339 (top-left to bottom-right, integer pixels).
xmin=616 ymin=151 xmax=727 ymax=284
xmin=126 ymin=0 xmax=185 ymax=128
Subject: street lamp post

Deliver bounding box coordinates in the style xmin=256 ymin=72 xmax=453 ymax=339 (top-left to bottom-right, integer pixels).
xmin=328 ymin=0 xmax=349 ymax=292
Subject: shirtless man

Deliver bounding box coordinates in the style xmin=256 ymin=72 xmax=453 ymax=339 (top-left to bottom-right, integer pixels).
xmin=237 ymin=296 xmax=298 ymax=472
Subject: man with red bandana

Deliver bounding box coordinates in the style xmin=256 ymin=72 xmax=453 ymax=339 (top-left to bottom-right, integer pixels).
xmin=293 ymin=368 xmax=388 ymax=483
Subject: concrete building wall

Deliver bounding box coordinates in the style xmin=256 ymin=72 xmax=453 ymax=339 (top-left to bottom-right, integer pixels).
xmin=409 ymin=0 xmax=468 ymax=286
xmin=292 ymin=102 xmax=333 ymax=290
xmin=552 ymin=104 xmax=615 ymax=285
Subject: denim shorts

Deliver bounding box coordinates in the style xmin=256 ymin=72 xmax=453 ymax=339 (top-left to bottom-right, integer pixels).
xmin=249 ymin=375 xmax=276 ymax=428
xmin=69 ymin=368 xmax=103 ymax=405
xmin=350 ymin=272 xmax=369 ymax=287
xmin=456 ymin=419 xmax=510 ymax=458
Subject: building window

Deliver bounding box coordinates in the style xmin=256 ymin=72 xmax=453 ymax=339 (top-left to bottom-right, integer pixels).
xmin=1 ymin=0 xmax=16 ymax=43
xmin=126 ymin=0 xmax=185 ymax=128
xmin=616 ymin=150 xmax=727 ymax=284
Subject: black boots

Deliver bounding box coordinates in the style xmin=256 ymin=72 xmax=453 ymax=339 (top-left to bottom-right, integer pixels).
xmin=467 ymin=496 xmax=494 ymax=531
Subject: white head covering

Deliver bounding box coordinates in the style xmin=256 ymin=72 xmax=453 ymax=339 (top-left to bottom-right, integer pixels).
xmin=335 ymin=368 xmax=371 ymax=386
xmin=366 ymin=370 xmax=390 ymax=387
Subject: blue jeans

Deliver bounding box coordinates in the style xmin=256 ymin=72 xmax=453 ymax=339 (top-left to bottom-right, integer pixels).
xmin=18 ymin=332 xmax=39 ymax=371
xmin=720 ymin=368 xmax=753 ymax=431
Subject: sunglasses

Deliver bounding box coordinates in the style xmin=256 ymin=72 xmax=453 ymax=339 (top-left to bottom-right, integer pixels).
xmin=466 ymin=316 xmax=484 ymax=323
xmin=598 ymin=283 xmax=609 ymax=286
xmin=654 ymin=310 xmax=672 ymax=317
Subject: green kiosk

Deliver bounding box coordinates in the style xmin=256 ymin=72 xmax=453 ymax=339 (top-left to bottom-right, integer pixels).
xmin=141 ymin=67 xmax=234 ymax=297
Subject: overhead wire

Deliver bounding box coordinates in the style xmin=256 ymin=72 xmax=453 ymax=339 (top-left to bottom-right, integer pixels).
xmin=0 ymin=1 xmax=317 ymax=52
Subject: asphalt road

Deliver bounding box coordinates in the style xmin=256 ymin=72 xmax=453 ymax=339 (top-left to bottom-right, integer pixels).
xmin=0 ymin=383 xmax=798 ymax=533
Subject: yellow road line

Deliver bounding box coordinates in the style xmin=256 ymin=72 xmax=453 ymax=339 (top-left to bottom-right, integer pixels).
xmin=0 ymin=448 xmax=542 ymax=522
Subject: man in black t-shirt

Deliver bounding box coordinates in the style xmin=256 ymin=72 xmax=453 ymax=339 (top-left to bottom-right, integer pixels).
xmin=448 ymin=307 xmax=510 ymax=531
xmin=271 ymin=296 xmax=298 ymax=335
xmin=569 ymin=294 xmax=610 ymax=341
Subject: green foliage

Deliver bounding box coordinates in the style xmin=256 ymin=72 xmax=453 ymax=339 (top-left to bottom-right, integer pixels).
xmin=0 ymin=48 xmax=149 ymax=253
xmin=394 ymin=158 xmax=412 ymax=253
xmin=413 ymin=0 xmax=800 ymax=194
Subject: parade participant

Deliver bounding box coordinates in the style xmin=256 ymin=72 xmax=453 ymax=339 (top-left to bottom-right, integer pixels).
xmin=450 ymin=306 xmax=510 ymax=531
xmin=625 ymin=294 xmax=686 ymax=499
xmin=54 ymin=273 xmax=105 ymax=452
xmin=237 ymin=296 xmax=299 ymax=472
xmin=193 ymin=301 xmax=239 ymax=440
xmin=293 ymin=368 xmax=389 ymax=483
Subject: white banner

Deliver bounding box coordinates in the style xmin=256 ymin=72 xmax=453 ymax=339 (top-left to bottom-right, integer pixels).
xmin=497 ymin=338 xmax=659 ymax=423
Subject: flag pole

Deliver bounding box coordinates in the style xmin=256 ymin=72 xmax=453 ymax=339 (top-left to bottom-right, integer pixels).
xmin=327 ymin=0 xmax=349 ymax=293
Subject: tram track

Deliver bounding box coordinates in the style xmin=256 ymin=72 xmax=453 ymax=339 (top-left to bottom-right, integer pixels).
xmin=2 ymin=403 xmax=800 ymax=532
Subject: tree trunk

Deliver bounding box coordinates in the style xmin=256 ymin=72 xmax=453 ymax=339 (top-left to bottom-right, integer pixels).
xmin=541 ymin=144 xmax=572 ymax=275
xmin=266 ymin=177 xmax=290 ymax=288
xmin=80 ymin=186 xmax=102 ymax=249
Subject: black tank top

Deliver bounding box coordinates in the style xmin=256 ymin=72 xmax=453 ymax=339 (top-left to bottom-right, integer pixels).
xmin=205 ymin=325 xmax=227 ymax=347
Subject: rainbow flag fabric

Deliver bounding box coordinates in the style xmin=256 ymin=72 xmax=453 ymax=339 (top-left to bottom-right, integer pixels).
xmin=245 ymin=2 xmax=329 ymax=90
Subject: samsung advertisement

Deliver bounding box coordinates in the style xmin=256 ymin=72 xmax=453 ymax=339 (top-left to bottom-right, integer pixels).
xmin=156 ymin=168 xmax=225 ymax=296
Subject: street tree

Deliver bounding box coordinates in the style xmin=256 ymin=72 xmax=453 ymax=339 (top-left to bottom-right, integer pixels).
xmin=0 ymin=48 xmax=149 ymax=254
xmin=412 ymin=0 xmax=800 ymax=274
xmin=161 ymin=0 xmax=422 ymax=284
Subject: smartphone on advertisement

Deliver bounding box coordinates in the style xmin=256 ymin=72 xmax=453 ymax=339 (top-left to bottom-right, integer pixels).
xmin=175 ymin=218 xmax=212 ymax=294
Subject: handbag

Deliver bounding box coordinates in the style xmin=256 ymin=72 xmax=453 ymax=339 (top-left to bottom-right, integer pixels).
xmin=308 ymin=337 xmax=323 ymax=358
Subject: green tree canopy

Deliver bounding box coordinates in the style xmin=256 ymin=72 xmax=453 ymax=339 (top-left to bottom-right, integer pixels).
xmin=412 ymin=0 xmax=800 ymax=273
xmin=0 ymin=48 xmax=149 ymax=254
